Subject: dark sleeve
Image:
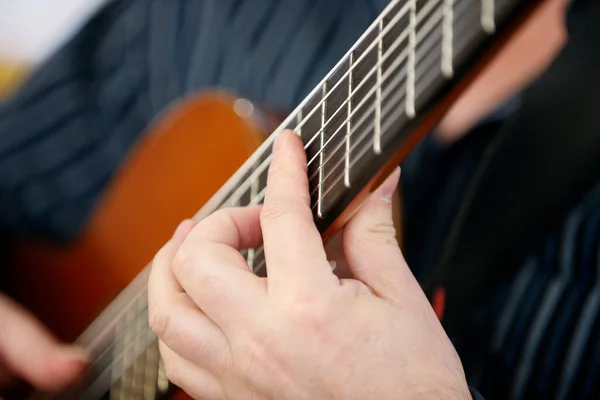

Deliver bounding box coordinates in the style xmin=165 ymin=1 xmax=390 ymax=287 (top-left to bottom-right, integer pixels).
xmin=469 ymin=388 xmax=486 ymax=400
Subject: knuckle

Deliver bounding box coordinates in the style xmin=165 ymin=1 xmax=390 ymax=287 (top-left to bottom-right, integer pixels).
xmin=259 ymin=201 xmax=289 ymax=222
xmin=211 ymin=208 xmax=236 ymax=227
xmin=350 ymin=220 xmax=398 ymax=248
xmin=285 ymin=295 xmax=332 ymax=332
xmin=149 ymin=306 xmax=171 ymax=339
xmin=171 ymin=245 xmax=193 ymax=281
xmin=366 ymin=221 xmax=398 ymax=245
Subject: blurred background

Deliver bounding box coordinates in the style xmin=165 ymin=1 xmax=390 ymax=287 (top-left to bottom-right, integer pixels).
xmin=5 ymin=1 xmax=600 ymax=399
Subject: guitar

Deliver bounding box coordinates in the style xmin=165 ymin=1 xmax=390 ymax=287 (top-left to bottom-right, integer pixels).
xmin=5 ymin=0 xmax=543 ymax=398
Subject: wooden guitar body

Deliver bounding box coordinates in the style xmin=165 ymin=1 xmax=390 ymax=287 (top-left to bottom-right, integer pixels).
xmin=6 ymin=91 xmax=266 ymax=347
xmin=2 ymin=0 xmax=548 ymax=397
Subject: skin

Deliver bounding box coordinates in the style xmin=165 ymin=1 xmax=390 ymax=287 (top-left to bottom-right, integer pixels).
xmin=0 ymin=293 xmax=87 ymax=397
xmin=147 ymin=130 xmax=471 ymax=400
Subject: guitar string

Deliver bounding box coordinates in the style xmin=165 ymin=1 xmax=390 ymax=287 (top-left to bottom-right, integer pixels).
xmin=75 ymin=0 xmax=487 ymax=395
xmin=252 ymin=0 xmax=480 ymax=275
xmin=77 ymin=7 xmax=447 ymax=391
xmin=288 ymin=0 xmax=410 ymax=135
xmin=82 ymin=0 xmax=450 ymax=354
xmin=247 ymin=0 xmax=478 ymax=274
xmin=80 ymin=0 xmax=475 ymax=388
xmin=85 ymin=0 xmax=478 ymax=350
xmin=254 ymin=0 xmax=466 ymax=213
xmin=224 ymin=0 xmax=478 ymax=213
xmin=304 ymin=0 xmax=451 ymax=188
xmin=302 ymin=0 xmax=445 ymax=177
xmin=232 ymin=0 xmax=475 ymax=210
xmin=224 ymin=0 xmax=447 ymax=208
xmin=243 ymin=0 xmax=448 ymax=228
xmin=307 ymin=0 xmax=459 ymax=199
xmin=81 ymin=8 xmax=475 ymax=393
xmin=294 ymin=0 xmax=489 ymax=136
xmin=217 ymin=0 xmax=451 ymax=240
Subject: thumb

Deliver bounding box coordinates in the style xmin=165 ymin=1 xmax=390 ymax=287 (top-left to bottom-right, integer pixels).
xmin=343 ymin=167 xmax=418 ymax=304
xmin=0 ymin=294 xmax=88 ymax=391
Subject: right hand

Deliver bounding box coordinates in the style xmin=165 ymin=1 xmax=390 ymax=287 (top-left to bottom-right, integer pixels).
xmin=0 ymin=293 xmax=88 ymax=396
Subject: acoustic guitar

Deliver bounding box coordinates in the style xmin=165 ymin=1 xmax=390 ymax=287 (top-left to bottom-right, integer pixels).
xmin=5 ymin=0 xmax=543 ymax=398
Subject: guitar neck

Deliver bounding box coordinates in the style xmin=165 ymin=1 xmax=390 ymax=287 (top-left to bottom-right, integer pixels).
xmin=34 ymin=0 xmax=542 ymax=398
xmin=199 ymin=0 xmax=540 ymax=273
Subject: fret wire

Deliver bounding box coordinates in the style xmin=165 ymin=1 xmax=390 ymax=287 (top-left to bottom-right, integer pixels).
xmin=157 ymin=357 xmax=169 ymax=394
xmin=247 ymin=247 xmax=256 ymax=272
xmin=93 ymin=14 xmax=445 ymax=377
xmin=442 ymin=0 xmax=454 ymax=77
xmin=304 ymin=0 xmax=443 ymax=187
xmin=82 ymin=302 xmax=153 ymax=391
xmin=297 ymin=1 xmax=414 ymax=164
xmin=120 ymin=305 xmax=135 ymax=399
xmin=235 ymin=0 xmax=445 ymax=206
xmin=482 ymin=0 xmax=495 ymax=33
xmin=247 ymin=169 xmax=260 ymax=270
xmin=109 ymin=320 xmax=125 ymax=400
xmin=75 ymin=0 xmax=491 ymax=395
xmin=303 ymin=0 xmax=443 ymax=180
xmin=293 ymin=0 xmax=411 ymax=134
xmin=223 ymin=0 xmax=442 ymax=208
xmin=82 ymin=331 xmax=158 ymax=400
xmin=254 ymin=6 xmax=445 ymax=213
xmin=132 ymin=300 xmax=150 ymax=398
xmin=79 ymin=1 xmax=450 ymax=378
xmin=311 ymin=9 xmax=448 ymax=207
xmin=76 ymin=284 xmax=149 ymax=356
xmin=313 ymin=27 xmax=446 ymax=209
xmin=374 ymin=19 xmax=384 ymax=154
xmin=317 ymin=83 xmax=327 ymax=218
xmin=406 ymin=0 xmax=417 ymax=118
xmin=296 ymin=108 xmax=303 ymax=137
xmin=345 ymin=51 xmax=354 ymax=188
xmin=143 ymin=344 xmax=159 ymax=400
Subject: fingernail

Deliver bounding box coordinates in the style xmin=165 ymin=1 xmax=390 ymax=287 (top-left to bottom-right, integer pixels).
xmin=380 ymin=167 xmax=401 ymax=203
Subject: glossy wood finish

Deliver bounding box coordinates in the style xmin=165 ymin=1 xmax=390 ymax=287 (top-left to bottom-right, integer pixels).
xmin=8 ymin=91 xmax=264 ymax=343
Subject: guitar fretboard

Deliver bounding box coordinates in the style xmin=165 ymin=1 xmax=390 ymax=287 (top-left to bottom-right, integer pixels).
xmin=37 ymin=0 xmax=536 ymax=398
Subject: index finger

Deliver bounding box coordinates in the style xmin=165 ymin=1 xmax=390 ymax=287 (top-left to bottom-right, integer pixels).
xmin=260 ymin=130 xmax=337 ymax=294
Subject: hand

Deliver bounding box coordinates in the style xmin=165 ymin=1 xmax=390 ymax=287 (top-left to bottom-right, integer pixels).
xmin=0 ymin=294 xmax=87 ymax=395
xmin=148 ymin=130 xmax=470 ymax=400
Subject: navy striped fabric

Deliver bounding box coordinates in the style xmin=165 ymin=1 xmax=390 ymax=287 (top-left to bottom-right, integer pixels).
xmin=458 ymin=182 xmax=600 ymax=400
xmin=0 ymin=0 xmax=388 ymax=241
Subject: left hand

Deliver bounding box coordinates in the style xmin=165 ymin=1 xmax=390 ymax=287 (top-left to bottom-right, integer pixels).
xmin=147 ymin=129 xmax=469 ymax=400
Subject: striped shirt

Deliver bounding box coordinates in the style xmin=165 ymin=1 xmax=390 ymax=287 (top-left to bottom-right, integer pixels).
xmin=0 ymin=0 xmax=388 ymax=241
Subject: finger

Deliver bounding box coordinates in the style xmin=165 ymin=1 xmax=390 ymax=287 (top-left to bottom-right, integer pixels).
xmin=159 ymin=341 xmax=224 ymax=400
xmin=149 ymin=219 xmax=231 ymax=372
xmin=343 ymin=167 xmax=422 ymax=305
xmin=149 ymin=219 xmax=198 ymax=314
xmin=149 ymin=293 xmax=231 ymax=373
xmin=173 ymin=207 xmax=265 ymax=332
xmin=261 ymin=130 xmax=336 ymax=294
xmin=0 ymin=294 xmax=87 ymax=391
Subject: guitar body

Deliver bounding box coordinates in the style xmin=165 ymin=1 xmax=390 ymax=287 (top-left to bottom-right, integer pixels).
xmin=6 ymin=91 xmax=266 ymax=346
xmin=2 ymin=0 xmax=547 ymax=397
